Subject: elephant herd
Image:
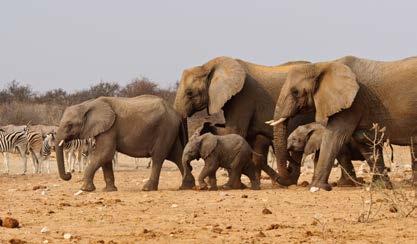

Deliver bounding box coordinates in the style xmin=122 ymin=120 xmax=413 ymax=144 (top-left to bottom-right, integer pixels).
xmin=54 ymin=55 xmax=417 ymax=193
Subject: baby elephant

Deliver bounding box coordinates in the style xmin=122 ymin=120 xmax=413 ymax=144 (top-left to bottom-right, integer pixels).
xmin=287 ymin=122 xmax=364 ymax=186
xmin=182 ymin=132 xmax=260 ymax=190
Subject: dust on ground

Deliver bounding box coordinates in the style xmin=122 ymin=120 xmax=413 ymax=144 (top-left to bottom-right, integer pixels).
xmin=0 ymin=147 xmax=416 ymax=243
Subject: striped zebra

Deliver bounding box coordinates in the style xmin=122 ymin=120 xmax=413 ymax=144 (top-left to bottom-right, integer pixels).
xmin=43 ymin=133 xmax=89 ymax=172
xmin=0 ymin=128 xmax=29 ymax=174
xmin=26 ymin=130 xmax=47 ymax=174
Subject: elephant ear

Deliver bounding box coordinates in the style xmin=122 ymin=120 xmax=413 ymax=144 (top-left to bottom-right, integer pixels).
xmin=205 ymin=57 xmax=246 ymax=114
xmin=200 ymin=133 xmax=218 ymax=159
xmin=313 ymin=63 xmax=359 ymax=122
xmin=304 ymin=130 xmax=324 ymax=155
xmin=80 ymin=99 xmax=116 ymax=139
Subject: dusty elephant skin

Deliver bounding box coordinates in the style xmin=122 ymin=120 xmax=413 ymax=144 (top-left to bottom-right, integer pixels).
xmin=272 ymin=56 xmax=417 ymax=191
xmin=55 ymin=95 xmax=195 ymax=192
xmin=182 ymin=132 xmax=260 ymax=190
xmin=174 ymin=56 xmax=315 ymax=187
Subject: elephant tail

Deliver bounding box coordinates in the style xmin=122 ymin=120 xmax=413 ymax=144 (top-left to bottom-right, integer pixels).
xmin=179 ymin=119 xmax=188 ymax=148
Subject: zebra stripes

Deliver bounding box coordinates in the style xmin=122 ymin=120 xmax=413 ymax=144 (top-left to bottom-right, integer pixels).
xmin=42 ymin=133 xmax=89 ymax=172
xmin=0 ymin=129 xmax=28 ymax=153
xmin=0 ymin=129 xmax=29 ymax=174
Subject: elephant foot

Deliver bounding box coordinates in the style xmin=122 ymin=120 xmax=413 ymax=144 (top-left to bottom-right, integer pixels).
xmin=208 ymin=186 xmax=218 ymax=191
xmin=179 ymin=178 xmax=196 ymax=190
xmin=197 ymin=184 xmax=208 ymax=191
xmin=309 ymin=181 xmax=332 ymax=192
xmin=372 ymin=174 xmax=393 ymax=189
xmin=336 ymin=177 xmax=360 ymax=187
xmin=251 ymin=184 xmax=261 ymax=190
xmin=103 ymin=185 xmax=118 ymax=192
xmin=81 ymin=182 xmax=96 ymax=192
xmin=142 ymin=180 xmax=158 ymax=191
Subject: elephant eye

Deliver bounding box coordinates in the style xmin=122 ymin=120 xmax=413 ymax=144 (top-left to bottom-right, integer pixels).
xmin=291 ymin=88 xmax=299 ymax=97
xmin=186 ymin=90 xmax=193 ymax=97
xmin=67 ymin=123 xmax=73 ymax=130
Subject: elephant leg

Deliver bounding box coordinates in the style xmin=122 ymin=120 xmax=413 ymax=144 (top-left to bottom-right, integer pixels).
xmin=169 ymin=139 xmax=195 ymax=190
xmin=356 ymin=144 xmax=392 ymax=188
xmin=224 ymin=155 xmax=245 ymax=190
xmin=81 ymin=133 xmax=116 ymax=192
xmin=336 ymin=151 xmax=358 ymax=187
xmin=311 ymin=131 xmax=351 ymax=191
xmin=242 ymin=162 xmax=260 ymax=190
xmin=197 ymin=164 xmax=211 ymax=190
xmin=251 ymin=134 xmax=278 ymax=182
xmin=143 ymin=154 xmax=165 ymax=191
xmin=208 ymin=172 xmax=218 ymax=191
xmin=102 ymin=160 xmax=117 ymax=192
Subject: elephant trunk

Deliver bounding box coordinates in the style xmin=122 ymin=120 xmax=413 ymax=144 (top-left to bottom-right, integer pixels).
xmin=273 ymin=120 xmax=299 ymax=186
xmin=55 ymin=140 xmax=71 ymax=181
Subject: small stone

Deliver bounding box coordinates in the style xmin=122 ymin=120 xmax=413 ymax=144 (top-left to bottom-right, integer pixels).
xmin=40 ymin=226 xmax=50 ymax=233
xmin=212 ymin=227 xmax=222 ymax=234
xmin=262 ymin=208 xmax=272 ymax=215
xmin=33 ymin=185 xmax=47 ymax=190
xmin=42 ymin=240 xmax=49 ymax=244
xmin=311 ymin=220 xmax=318 ymax=226
xmin=299 ymin=181 xmax=309 ymax=187
xmin=74 ymin=190 xmax=84 ymax=196
xmin=225 ymin=225 xmax=232 ymax=229
xmin=63 ymin=233 xmax=72 ymax=240
xmin=59 ymin=202 xmax=71 ymax=207
xmin=3 ymin=217 xmax=19 ymax=228
xmin=389 ymin=205 xmax=398 ymax=213
xmin=256 ymin=231 xmax=266 ymax=237
xmin=305 ymin=230 xmax=314 ymax=237
xmin=8 ymin=239 xmax=26 ymax=244
xmin=171 ymin=204 xmax=178 ymax=208
xmin=241 ymin=194 xmax=248 ymax=198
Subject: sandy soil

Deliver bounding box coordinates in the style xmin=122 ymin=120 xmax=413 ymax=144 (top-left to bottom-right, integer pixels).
xmin=0 ymin=147 xmax=416 ymax=244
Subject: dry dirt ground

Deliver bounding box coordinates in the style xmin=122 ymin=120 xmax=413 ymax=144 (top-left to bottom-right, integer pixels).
xmin=0 ymin=147 xmax=416 ymax=244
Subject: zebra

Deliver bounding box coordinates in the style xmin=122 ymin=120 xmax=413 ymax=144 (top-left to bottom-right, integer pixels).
xmin=26 ymin=130 xmax=47 ymax=173
xmin=0 ymin=128 xmax=29 ymax=174
xmin=43 ymin=133 xmax=89 ymax=172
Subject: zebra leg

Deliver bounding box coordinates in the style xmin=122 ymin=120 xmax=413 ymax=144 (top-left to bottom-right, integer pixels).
xmin=3 ymin=152 xmax=10 ymax=174
xmin=30 ymin=151 xmax=38 ymax=173
xmin=18 ymin=148 xmax=27 ymax=175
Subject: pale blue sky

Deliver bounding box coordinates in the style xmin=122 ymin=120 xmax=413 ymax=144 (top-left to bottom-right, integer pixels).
xmin=0 ymin=0 xmax=416 ymax=92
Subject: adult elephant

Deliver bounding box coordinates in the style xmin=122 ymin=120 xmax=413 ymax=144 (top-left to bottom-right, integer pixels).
xmin=174 ymin=56 xmax=313 ymax=186
xmin=270 ymin=55 xmax=417 ymax=191
xmin=55 ymin=95 xmax=195 ymax=192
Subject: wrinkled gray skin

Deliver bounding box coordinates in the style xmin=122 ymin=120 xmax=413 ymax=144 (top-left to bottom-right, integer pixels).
xmin=273 ymin=56 xmax=417 ymax=191
xmin=55 ymin=95 xmax=195 ymax=192
xmin=287 ymin=122 xmax=372 ymax=186
xmin=182 ymin=132 xmax=260 ymax=190
xmin=174 ymin=56 xmax=314 ymax=187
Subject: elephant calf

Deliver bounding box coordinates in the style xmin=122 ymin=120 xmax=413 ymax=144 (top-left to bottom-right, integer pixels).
xmin=182 ymin=132 xmax=260 ymax=190
xmin=287 ymin=122 xmax=367 ymax=186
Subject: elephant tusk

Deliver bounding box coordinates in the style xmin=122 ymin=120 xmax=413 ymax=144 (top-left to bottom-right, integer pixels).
xmin=59 ymin=140 xmax=64 ymax=147
xmin=309 ymin=186 xmax=320 ymax=192
xmin=269 ymin=117 xmax=287 ymax=126
xmin=265 ymin=120 xmax=274 ymax=124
